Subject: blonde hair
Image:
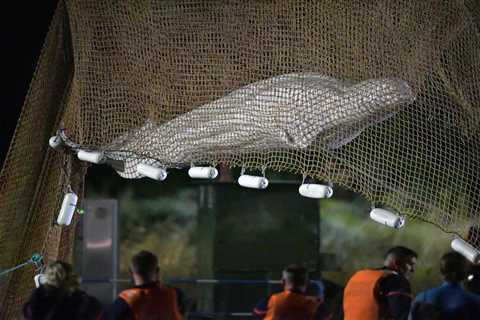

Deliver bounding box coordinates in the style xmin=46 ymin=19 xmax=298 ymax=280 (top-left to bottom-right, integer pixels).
xmin=44 ymin=261 xmax=80 ymax=291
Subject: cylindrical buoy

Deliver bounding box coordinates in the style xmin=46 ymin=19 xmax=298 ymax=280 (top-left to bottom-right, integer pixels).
xmin=369 ymin=208 xmax=405 ymax=229
xmin=451 ymin=238 xmax=480 ymax=264
xmin=34 ymin=274 xmax=46 ymax=288
xmin=238 ymin=175 xmax=269 ymax=189
xmin=188 ymin=167 xmax=218 ymax=179
xmin=137 ymin=163 xmax=167 ymax=181
xmin=77 ymin=150 xmax=104 ymax=164
xmin=48 ymin=136 xmax=63 ymax=150
xmin=298 ymin=184 xmax=333 ymax=199
xmin=57 ymin=192 xmax=78 ymax=226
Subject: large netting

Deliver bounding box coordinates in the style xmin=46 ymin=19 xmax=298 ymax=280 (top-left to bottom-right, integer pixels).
xmin=1 ymin=0 xmax=480 ymax=316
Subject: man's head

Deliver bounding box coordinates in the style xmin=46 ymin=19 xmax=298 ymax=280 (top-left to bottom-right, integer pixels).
xmin=440 ymin=251 xmax=467 ymax=283
xmin=282 ymin=265 xmax=308 ymax=292
xmin=384 ymin=246 xmax=418 ymax=279
xmin=130 ymin=250 xmax=159 ymax=285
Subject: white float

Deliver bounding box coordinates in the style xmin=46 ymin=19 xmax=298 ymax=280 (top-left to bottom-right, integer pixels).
xmin=451 ymin=238 xmax=480 ymax=264
xmin=34 ymin=274 xmax=47 ymax=288
xmin=298 ymin=184 xmax=333 ymax=199
xmin=48 ymin=136 xmax=63 ymax=150
xmin=188 ymin=167 xmax=218 ymax=179
xmin=137 ymin=163 xmax=167 ymax=181
xmin=238 ymin=175 xmax=269 ymax=189
xmin=77 ymin=150 xmax=104 ymax=164
xmin=369 ymin=208 xmax=405 ymax=229
xmin=57 ymin=192 xmax=78 ymax=226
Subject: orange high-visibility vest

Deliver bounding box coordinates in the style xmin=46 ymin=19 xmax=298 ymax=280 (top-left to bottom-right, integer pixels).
xmin=264 ymin=290 xmax=321 ymax=320
xmin=343 ymin=269 xmax=392 ymax=320
xmin=119 ymin=284 xmax=182 ymax=320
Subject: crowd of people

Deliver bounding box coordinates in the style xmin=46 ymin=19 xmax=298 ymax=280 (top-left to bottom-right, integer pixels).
xmin=23 ymin=247 xmax=480 ymax=320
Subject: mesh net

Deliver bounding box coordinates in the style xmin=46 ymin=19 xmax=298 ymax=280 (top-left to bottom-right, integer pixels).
xmin=2 ymin=0 xmax=480 ymax=316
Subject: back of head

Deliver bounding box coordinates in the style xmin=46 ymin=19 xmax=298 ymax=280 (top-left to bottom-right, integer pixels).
xmin=384 ymin=246 xmax=418 ymax=278
xmin=131 ymin=250 xmax=159 ymax=281
xmin=282 ymin=265 xmax=308 ymax=289
xmin=44 ymin=261 xmax=79 ymax=292
xmin=440 ymin=251 xmax=466 ymax=283
xmin=385 ymin=246 xmax=418 ymax=262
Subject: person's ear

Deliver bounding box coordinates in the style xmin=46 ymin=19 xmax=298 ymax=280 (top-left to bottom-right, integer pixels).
xmin=391 ymin=258 xmax=401 ymax=271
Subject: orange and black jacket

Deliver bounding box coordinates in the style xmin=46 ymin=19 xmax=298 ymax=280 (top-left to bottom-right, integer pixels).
xmin=102 ymin=282 xmax=185 ymax=320
xmin=343 ymin=268 xmax=413 ymax=320
xmin=253 ymin=289 xmax=332 ymax=320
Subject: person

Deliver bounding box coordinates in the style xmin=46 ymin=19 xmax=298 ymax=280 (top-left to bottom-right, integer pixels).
xmin=410 ymin=251 xmax=480 ymax=320
xmin=253 ymin=264 xmax=332 ymax=320
xmin=23 ymin=260 xmax=102 ymax=320
xmin=343 ymin=246 xmax=418 ymax=320
xmin=103 ymin=250 xmax=188 ymax=320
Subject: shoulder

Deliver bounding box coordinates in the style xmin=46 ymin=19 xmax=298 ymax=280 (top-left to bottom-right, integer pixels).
xmin=270 ymin=291 xmax=286 ymax=298
xmin=119 ymin=287 xmax=149 ymax=307
xmin=378 ymin=272 xmax=413 ymax=299
xmin=119 ymin=287 xmax=137 ymax=295
xmin=413 ymin=290 xmax=429 ymax=303
xmin=381 ymin=272 xmax=410 ymax=289
xmin=113 ymin=296 xmax=130 ymax=306
xmin=347 ymin=269 xmax=387 ymax=283
xmin=414 ymin=286 xmax=450 ymax=304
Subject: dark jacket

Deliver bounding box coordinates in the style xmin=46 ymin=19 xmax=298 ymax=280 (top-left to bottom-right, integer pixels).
xmin=23 ymin=285 xmax=102 ymax=320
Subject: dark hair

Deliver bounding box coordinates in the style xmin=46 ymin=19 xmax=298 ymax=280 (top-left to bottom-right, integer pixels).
xmin=385 ymin=246 xmax=418 ymax=260
xmin=283 ymin=265 xmax=308 ymax=288
xmin=44 ymin=261 xmax=80 ymax=291
xmin=131 ymin=251 xmax=159 ymax=280
xmin=440 ymin=251 xmax=466 ymax=283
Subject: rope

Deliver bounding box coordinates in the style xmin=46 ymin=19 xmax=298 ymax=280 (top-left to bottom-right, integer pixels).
xmin=0 ymin=254 xmax=43 ymax=278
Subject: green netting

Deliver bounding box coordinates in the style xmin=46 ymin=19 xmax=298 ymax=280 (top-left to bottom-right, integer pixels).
xmin=1 ymin=0 xmax=480 ymax=317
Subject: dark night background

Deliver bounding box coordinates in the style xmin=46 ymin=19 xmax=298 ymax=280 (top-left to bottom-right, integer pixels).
xmin=1 ymin=1 xmax=59 ymax=167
